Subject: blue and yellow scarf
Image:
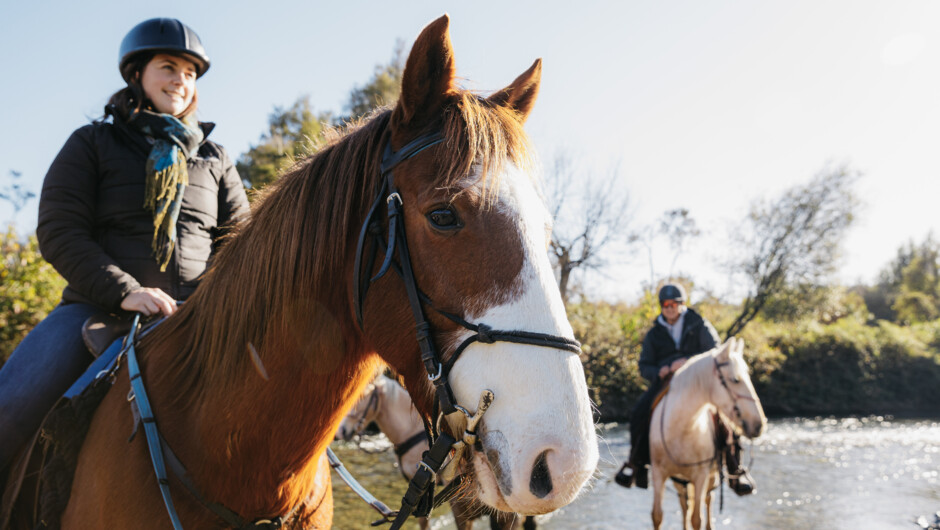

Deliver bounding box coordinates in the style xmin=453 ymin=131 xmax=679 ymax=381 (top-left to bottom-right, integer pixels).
xmin=129 ymin=110 xmax=204 ymax=272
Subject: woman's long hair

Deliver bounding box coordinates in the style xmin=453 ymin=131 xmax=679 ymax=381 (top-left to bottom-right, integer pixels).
xmin=106 ymin=52 xmax=199 ymax=121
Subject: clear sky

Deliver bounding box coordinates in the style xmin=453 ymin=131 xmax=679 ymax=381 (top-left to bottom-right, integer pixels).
xmin=2 ymin=1 xmax=938 ymax=302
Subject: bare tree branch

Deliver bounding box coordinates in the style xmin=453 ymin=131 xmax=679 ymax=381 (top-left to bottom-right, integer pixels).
xmin=545 ymin=151 xmax=633 ymax=303
xmin=724 ymin=165 xmax=860 ymax=338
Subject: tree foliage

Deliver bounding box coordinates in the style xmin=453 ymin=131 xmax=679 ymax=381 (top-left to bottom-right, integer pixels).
xmin=724 ymin=166 xmax=859 ymax=338
xmin=342 ymin=41 xmax=405 ymax=122
xmin=636 ymin=208 xmax=701 ymax=292
xmin=236 ymin=97 xmax=332 ymax=189
xmin=863 ymin=234 xmax=940 ymax=323
xmin=0 ymin=226 xmax=66 ymax=365
xmin=237 ymin=44 xmax=404 ymax=190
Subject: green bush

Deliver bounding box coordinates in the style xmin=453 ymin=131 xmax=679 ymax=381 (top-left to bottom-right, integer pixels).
xmin=569 ymin=294 xmax=939 ymax=421
xmin=1 ymin=226 xmax=66 ymax=365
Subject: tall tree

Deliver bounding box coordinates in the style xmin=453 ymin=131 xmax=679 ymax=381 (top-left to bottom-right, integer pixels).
xmin=342 ymin=40 xmax=405 ymax=122
xmin=236 ymin=97 xmax=332 ymax=189
xmin=237 ymin=42 xmax=405 ymax=189
xmin=637 ymin=208 xmax=701 ymax=292
xmin=724 ymin=166 xmax=859 ymax=338
xmin=546 ymin=152 xmax=632 ymax=303
xmin=865 ymin=234 xmax=940 ymax=323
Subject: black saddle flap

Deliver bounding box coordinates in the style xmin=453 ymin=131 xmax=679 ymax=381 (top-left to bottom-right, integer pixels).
xmin=81 ymin=313 xmax=132 ymax=358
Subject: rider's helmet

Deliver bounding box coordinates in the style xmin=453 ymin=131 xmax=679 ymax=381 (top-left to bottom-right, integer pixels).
xmin=658 ymin=283 xmax=687 ymax=305
xmin=119 ymin=18 xmax=210 ymax=81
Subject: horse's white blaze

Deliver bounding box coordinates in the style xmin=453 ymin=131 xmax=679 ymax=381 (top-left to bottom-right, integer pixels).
xmin=449 ymin=163 xmax=598 ymax=514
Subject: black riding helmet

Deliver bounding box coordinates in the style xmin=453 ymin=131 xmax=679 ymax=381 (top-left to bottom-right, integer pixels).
xmin=658 ymin=283 xmax=687 ymax=305
xmin=119 ymin=18 xmax=210 ymax=81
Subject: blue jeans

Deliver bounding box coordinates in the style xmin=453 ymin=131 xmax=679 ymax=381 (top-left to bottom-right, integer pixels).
xmin=0 ymin=302 xmax=99 ymax=471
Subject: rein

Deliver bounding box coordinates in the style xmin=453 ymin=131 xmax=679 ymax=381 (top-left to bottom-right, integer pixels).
xmin=352 ymin=131 xmax=582 ymax=528
xmin=122 ymin=315 xmax=305 ymax=530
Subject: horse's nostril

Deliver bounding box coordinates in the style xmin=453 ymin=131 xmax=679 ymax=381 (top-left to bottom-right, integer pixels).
xmin=529 ymin=450 xmax=553 ymax=499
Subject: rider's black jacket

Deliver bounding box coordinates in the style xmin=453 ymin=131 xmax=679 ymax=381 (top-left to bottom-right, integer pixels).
xmin=36 ymin=106 xmax=250 ymax=312
xmin=638 ymin=308 xmax=720 ymax=384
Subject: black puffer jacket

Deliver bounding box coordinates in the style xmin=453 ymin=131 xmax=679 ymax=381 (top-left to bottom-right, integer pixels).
xmin=638 ymin=307 xmax=720 ymax=383
xmin=37 ymin=106 xmax=250 ymax=312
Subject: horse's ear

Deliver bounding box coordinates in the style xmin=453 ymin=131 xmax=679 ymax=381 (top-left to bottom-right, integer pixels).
xmin=716 ymin=338 xmax=733 ymax=360
xmin=392 ymin=14 xmax=457 ymax=130
xmin=487 ymin=58 xmax=542 ymax=124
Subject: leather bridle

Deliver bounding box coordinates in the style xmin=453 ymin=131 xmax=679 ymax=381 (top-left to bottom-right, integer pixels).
xmin=353 ymin=131 xmax=582 ymax=528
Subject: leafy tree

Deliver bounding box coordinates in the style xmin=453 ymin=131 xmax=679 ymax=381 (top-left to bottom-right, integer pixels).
xmin=636 ymin=208 xmax=701 ymax=292
xmin=342 ymin=40 xmax=404 ymax=122
xmin=0 ymin=226 xmax=66 ymax=365
xmin=236 ymin=97 xmax=332 ymax=189
xmin=237 ymin=43 xmax=405 ymax=190
xmin=724 ymin=165 xmax=859 ymax=338
xmin=546 ymin=152 xmax=632 ymax=303
xmin=863 ymin=234 xmax=940 ymax=322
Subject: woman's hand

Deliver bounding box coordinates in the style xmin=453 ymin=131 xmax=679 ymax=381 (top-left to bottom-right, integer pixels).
xmin=121 ymin=287 xmax=177 ymax=316
xmin=669 ymin=358 xmax=687 ymax=372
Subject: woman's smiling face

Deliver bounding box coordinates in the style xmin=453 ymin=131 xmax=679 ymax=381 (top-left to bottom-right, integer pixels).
xmin=140 ymin=53 xmax=197 ymax=116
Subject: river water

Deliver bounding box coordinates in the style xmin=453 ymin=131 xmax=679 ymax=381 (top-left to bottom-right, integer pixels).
xmin=330 ymin=417 xmax=940 ymax=529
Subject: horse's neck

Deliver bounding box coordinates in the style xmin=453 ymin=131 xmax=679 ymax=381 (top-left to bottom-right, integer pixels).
xmin=664 ymin=357 xmax=716 ymax=429
xmin=372 ymin=380 xmax=424 ymax=445
xmin=142 ymin=326 xmax=379 ymax=516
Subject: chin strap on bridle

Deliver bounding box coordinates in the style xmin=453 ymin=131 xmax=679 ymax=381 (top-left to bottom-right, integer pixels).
xmin=353 ymin=131 xmax=583 ymax=528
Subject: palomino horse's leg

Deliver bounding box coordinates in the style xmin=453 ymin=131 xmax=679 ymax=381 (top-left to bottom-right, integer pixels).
xmin=650 ymin=467 xmax=666 ymax=530
xmin=704 ymin=471 xmax=717 ymax=530
xmin=690 ymin=473 xmax=708 ymax=530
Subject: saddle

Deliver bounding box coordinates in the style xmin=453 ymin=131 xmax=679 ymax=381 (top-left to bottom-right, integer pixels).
xmin=0 ymin=312 xmax=157 ymax=529
xmin=80 ymin=312 xmax=133 ymax=358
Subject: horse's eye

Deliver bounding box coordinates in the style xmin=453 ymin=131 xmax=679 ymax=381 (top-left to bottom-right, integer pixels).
xmin=428 ymin=208 xmax=461 ymax=230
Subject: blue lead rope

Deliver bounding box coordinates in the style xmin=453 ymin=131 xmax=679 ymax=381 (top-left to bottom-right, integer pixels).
xmin=124 ymin=314 xmax=186 ymax=530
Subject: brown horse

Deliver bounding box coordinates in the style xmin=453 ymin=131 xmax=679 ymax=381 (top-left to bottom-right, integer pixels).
xmin=7 ymin=14 xmax=597 ymax=529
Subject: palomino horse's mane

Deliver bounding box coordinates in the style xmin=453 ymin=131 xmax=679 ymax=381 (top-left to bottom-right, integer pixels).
xmin=144 ymin=91 xmax=535 ymax=407
xmin=670 ymin=348 xmax=720 ymax=399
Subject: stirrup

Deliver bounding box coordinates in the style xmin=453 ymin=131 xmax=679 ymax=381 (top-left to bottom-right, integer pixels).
xmin=614 ymin=462 xmax=634 ymax=488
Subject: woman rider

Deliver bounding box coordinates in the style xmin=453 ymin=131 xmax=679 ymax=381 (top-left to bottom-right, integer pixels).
xmin=0 ymin=18 xmax=250 ymax=473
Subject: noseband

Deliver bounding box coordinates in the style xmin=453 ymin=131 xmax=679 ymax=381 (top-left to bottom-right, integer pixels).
xmin=353 ymin=131 xmax=581 ymax=527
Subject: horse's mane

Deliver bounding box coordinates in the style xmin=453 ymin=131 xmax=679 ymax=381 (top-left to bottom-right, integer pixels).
xmin=144 ymin=91 xmax=535 ymax=407
xmin=670 ymin=349 xmax=716 ymax=399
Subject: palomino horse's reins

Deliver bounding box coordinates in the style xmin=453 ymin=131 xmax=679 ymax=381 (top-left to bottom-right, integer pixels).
xmin=353 ymin=131 xmax=582 ymax=529
xmin=657 ymin=357 xmax=757 ymax=511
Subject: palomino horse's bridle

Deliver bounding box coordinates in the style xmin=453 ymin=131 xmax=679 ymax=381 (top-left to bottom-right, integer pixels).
xmin=353 ymin=131 xmax=582 ymax=528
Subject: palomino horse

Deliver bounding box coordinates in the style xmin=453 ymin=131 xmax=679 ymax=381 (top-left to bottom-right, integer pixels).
xmin=335 ymin=374 xmax=535 ymax=529
xmin=649 ymin=338 xmax=765 ymax=530
xmin=3 ymin=14 xmax=597 ymax=529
